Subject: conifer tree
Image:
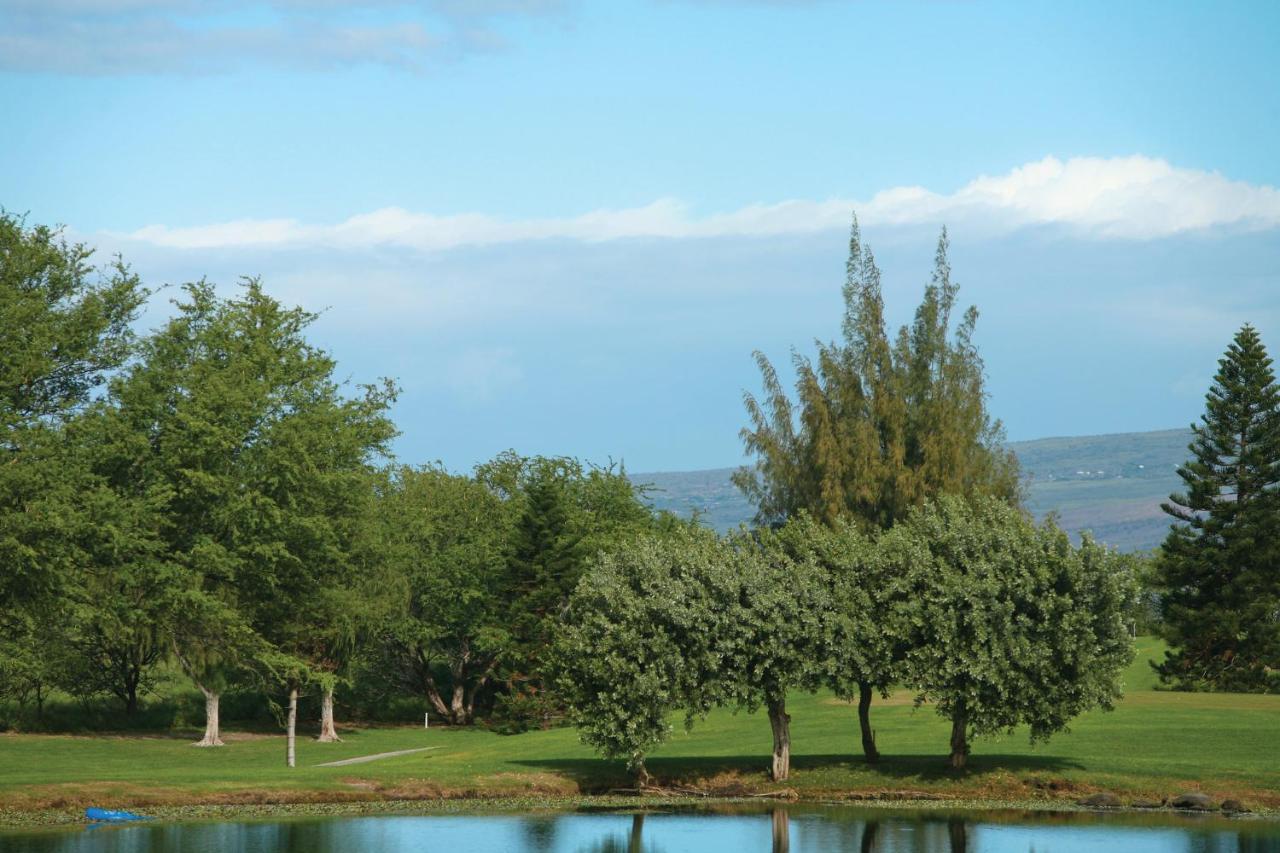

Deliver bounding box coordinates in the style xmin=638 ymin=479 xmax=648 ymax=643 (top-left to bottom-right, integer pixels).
xmin=1156 ymin=325 xmax=1280 ymax=691
xmin=503 ymin=466 xmax=584 ymax=723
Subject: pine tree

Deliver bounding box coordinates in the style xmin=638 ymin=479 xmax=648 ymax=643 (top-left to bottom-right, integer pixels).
xmin=510 ymin=473 xmax=582 ymax=621
xmin=1155 ymin=324 xmax=1280 ymax=691
xmin=502 ymin=467 xmax=583 ymax=725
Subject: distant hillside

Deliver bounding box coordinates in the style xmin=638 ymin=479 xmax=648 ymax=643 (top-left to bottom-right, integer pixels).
xmin=633 ymin=427 xmax=1193 ymax=552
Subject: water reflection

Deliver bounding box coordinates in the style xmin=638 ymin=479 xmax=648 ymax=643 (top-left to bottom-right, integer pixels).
xmin=3 ymin=806 xmax=1279 ymax=853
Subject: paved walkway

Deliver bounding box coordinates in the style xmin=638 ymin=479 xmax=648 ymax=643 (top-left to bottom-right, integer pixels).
xmin=316 ymin=746 xmax=442 ymax=767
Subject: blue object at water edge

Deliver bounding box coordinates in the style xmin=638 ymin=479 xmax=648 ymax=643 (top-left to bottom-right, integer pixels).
xmin=85 ymin=807 xmax=147 ymax=823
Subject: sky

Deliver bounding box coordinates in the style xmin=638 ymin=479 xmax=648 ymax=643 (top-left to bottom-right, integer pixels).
xmin=2 ymin=0 xmax=1278 ymax=472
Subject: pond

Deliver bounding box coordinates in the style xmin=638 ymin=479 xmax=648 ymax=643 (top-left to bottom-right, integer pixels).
xmin=3 ymin=805 xmax=1279 ymax=853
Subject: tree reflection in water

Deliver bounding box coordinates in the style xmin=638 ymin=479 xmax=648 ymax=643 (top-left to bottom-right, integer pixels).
xmin=580 ymin=813 xmax=649 ymax=853
xmin=521 ymin=816 xmax=558 ymax=853
xmin=771 ymin=809 xmax=789 ymax=853
xmin=9 ymin=807 xmax=1280 ymax=853
xmin=860 ymin=821 xmax=879 ymax=853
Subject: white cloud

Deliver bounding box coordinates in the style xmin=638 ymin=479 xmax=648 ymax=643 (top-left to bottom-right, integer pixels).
xmin=118 ymin=156 xmax=1280 ymax=253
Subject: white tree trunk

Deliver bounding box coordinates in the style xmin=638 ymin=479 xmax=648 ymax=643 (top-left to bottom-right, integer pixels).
xmin=316 ymin=687 xmax=342 ymax=742
xmin=193 ymin=685 xmax=224 ymax=747
xmin=286 ymin=685 xmax=298 ymax=768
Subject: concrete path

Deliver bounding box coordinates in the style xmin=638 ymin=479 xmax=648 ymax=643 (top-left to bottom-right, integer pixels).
xmin=316 ymin=746 xmax=442 ymax=767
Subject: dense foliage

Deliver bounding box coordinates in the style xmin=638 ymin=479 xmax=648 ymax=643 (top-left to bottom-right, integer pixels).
xmin=0 ymin=213 xmax=146 ymax=627
xmin=887 ymin=496 xmax=1136 ymax=768
xmin=554 ymin=530 xmax=729 ymax=781
xmin=557 ymin=500 xmax=1137 ymax=778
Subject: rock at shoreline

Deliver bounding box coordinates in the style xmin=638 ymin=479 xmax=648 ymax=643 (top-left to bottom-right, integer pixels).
xmin=1221 ymin=799 xmax=1249 ymax=814
xmin=1171 ymin=793 xmax=1215 ymax=811
xmin=1131 ymin=798 xmax=1166 ymax=809
xmin=1076 ymin=793 xmax=1121 ymax=808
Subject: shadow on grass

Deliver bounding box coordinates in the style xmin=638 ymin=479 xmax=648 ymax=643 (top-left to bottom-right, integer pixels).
xmin=512 ymin=752 xmax=1085 ymax=791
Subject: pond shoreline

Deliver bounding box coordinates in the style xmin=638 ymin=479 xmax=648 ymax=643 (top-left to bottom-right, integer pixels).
xmin=2 ymin=794 xmax=1276 ymax=830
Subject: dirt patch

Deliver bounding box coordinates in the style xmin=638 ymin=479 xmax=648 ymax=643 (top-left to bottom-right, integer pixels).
xmin=317 ymin=747 xmax=441 ymax=767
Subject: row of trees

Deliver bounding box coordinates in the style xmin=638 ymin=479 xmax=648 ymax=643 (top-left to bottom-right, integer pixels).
xmin=556 ymin=498 xmax=1135 ymax=780
xmin=1 ymin=209 xmax=1191 ymax=781
xmin=0 ymin=213 xmax=671 ymax=756
xmin=556 ymin=217 xmax=1135 ymax=780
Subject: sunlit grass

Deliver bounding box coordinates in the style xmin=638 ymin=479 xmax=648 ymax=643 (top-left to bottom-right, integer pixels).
xmin=2 ymin=638 xmax=1277 ymax=811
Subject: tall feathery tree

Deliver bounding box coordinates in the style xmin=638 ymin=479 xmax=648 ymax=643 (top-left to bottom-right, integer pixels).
xmin=1156 ymin=325 xmax=1280 ymax=691
xmin=735 ymin=215 xmax=1019 ymax=760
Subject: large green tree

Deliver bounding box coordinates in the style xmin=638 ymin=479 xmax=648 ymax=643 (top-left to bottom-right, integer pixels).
xmin=771 ymin=514 xmax=900 ymax=763
xmin=0 ymin=213 xmax=146 ymax=626
xmin=558 ymin=527 xmax=830 ymax=782
xmin=555 ymin=530 xmax=730 ymax=783
xmin=383 ymin=465 xmax=512 ymax=726
xmin=736 ymin=215 xmax=1019 ymax=759
xmin=888 ymin=496 xmax=1135 ymax=769
xmin=720 ymin=529 xmax=831 ymax=781
xmin=98 ymin=280 xmax=396 ymax=755
xmin=55 ymin=472 xmax=175 ymax=716
xmin=1155 ymin=325 xmax=1280 ymax=691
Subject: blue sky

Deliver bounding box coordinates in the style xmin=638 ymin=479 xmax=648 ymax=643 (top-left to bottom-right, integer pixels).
xmin=2 ymin=0 xmax=1278 ymax=472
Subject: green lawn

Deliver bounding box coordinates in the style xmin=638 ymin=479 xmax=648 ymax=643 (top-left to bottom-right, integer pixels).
xmin=2 ymin=638 xmax=1278 ymax=812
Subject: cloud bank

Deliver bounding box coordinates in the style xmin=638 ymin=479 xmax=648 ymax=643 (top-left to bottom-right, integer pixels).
xmin=0 ymin=0 xmax=565 ymax=74
xmin=121 ymin=156 xmax=1280 ymax=252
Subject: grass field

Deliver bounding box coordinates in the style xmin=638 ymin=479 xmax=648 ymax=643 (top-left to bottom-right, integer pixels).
xmin=2 ymin=638 xmax=1278 ymax=815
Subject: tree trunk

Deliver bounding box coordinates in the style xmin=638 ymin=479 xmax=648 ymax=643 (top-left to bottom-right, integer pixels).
xmin=771 ymin=809 xmax=790 ymax=853
xmin=193 ymin=685 xmax=224 ymax=747
xmin=286 ymin=685 xmax=298 ymax=768
xmin=948 ymin=703 xmax=968 ymax=770
xmin=767 ymin=697 xmax=792 ymax=782
xmin=317 ymin=687 xmax=342 ymax=742
xmin=632 ymin=756 xmax=652 ymax=787
xmin=857 ymin=681 xmax=880 ymax=764
xmin=464 ymin=671 xmax=492 ymax=723
xmin=450 ymin=681 xmax=468 ymax=726
xmin=420 ymin=661 xmax=452 ymax=723
xmin=121 ymin=653 xmax=141 ymax=716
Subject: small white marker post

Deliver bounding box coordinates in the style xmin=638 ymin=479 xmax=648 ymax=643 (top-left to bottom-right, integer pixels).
xmin=424 ymin=712 xmax=429 ymax=729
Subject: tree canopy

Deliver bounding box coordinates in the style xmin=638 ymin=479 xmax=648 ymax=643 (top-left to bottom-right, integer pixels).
xmin=0 ymin=213 xmax=147 ymax=623
xmin=887 ymin=496 xmax=1136 ymax=768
